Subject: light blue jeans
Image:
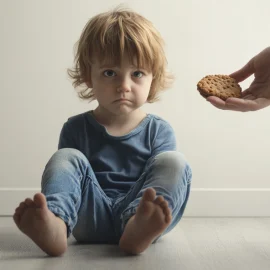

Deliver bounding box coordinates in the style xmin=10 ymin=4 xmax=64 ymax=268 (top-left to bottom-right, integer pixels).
xmin=41 ymin=148 xmax=192 ymax=244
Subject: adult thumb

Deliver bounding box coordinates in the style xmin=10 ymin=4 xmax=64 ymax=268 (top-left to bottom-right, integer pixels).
xmin=229 ymin=59 xmax=255 ymax=83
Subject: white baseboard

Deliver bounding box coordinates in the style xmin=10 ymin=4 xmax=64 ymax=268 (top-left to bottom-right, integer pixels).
xmin=185 ymin=188 xmax=270 ymax=217
xmin=1 ymin=188 xmax=270 ymax=217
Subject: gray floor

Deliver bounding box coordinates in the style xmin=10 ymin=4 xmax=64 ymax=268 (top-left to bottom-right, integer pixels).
xmin=1 ymin=217 xmax=270 ymax=270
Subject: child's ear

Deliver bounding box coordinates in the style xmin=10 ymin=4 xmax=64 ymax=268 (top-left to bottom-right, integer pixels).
xmin=86 ymin=81 xmax=93 ymax=88
xmin=86 ymin=76 xmax=93 ymax=88
xmin=85 ymin=67 xmax=93 ymax=88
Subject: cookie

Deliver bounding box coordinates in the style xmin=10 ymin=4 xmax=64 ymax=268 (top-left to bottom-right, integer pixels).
xmin=197 ymin=75 xmax=242 ymax=100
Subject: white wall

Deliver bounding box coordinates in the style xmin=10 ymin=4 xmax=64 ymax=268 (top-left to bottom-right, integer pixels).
xmin=1 ymin=0 xmax=270 ymax=216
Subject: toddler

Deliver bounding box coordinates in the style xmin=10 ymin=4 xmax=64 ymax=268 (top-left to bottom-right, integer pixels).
xmin=13 ymin=8 xmax=192 ymax=256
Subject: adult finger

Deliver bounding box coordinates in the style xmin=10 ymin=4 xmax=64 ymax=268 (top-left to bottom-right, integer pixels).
xmin=226 ymin=97 xmax=264 ymax=111
xmin=240 ymin=89 xmax=252 ymax=98
xmin=206 ymin=96 xmax=239 ymax=110
xmin=206 ymin=96 xmax=225 ymax=107
xmin=242 ymin=94 xmax=257 ymax=100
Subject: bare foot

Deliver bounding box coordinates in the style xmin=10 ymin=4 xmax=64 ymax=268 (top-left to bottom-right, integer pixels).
xmin=13 ymin=193 xmax=67 ymax=256
xmin=119 ymin=188 xmax=172 ymax=254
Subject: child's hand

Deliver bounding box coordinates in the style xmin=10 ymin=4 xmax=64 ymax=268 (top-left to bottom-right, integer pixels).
xmin=207 ymin=47 xmax=270 ymax=112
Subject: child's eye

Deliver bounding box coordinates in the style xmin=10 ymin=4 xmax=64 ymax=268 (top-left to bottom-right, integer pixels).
xmin=103 ymin=70 xmax=116 ymax=77
xmin=133 ymin=71 xmax=144 ymax=78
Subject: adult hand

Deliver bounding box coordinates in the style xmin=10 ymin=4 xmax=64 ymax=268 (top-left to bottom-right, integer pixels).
xmin=207 ymin=47 xmax=270 ymax=112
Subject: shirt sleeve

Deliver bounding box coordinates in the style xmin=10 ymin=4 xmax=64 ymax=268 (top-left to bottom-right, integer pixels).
xmin=58 ymin=121 xmax=78 ymax=150
xmin=151 ymin=121 xmax=177 ymax=157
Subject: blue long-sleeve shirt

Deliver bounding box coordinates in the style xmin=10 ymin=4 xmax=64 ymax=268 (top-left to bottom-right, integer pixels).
xmin=58 ymin=110 xmax=176 ymax=197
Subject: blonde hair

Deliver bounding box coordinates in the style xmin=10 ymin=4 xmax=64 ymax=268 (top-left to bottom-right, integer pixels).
xmin=67 ymin=8 xmax=174 ymax=103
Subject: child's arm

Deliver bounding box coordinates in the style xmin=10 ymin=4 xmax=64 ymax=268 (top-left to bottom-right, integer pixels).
xmin=58 ymin=121 xmax=78 ymax=150
xmin=151 ymin=121 xmax=177 ymax=157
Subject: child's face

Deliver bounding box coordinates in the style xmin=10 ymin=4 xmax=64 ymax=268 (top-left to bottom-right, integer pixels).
xmin=90 ymin=54 xmax=153 ymax=116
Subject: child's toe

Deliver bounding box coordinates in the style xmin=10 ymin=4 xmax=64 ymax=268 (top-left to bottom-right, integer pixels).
xmin=19 ymin=202 xmax=27 ymax=210
xmin=165 ymin=214 xmax=172 ymax=223
xmin=142 ymin=188 xmax=156 ymax=201
xmin=13 ymin=213 xmax=21 ymax=225
xmin=160 ymin=200 xmax=168 ymax=209
xmin=160 ymin=201 xmax=171 ymax=215
xmin=24 ymin=198 xmax=34 ymax=206
xmin=154 ymin=196 xmax=165 ymax=205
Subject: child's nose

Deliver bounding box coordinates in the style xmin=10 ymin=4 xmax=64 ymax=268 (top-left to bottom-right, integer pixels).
xmin=116 ymin=77 xmax=131 ymax=93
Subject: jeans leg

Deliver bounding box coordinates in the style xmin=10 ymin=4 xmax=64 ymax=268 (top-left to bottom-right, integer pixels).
xmin=115 ymin=151 xmax=192 ymax=239
xmin=41 ymin=148 xmax=117 ymax=243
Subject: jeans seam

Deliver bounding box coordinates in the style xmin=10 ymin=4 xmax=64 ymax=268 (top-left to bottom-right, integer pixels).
xmin=92 ymin=177 xmax=112 ymax=205
xmin=113 ymin=171 xmax=147 ymax=207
